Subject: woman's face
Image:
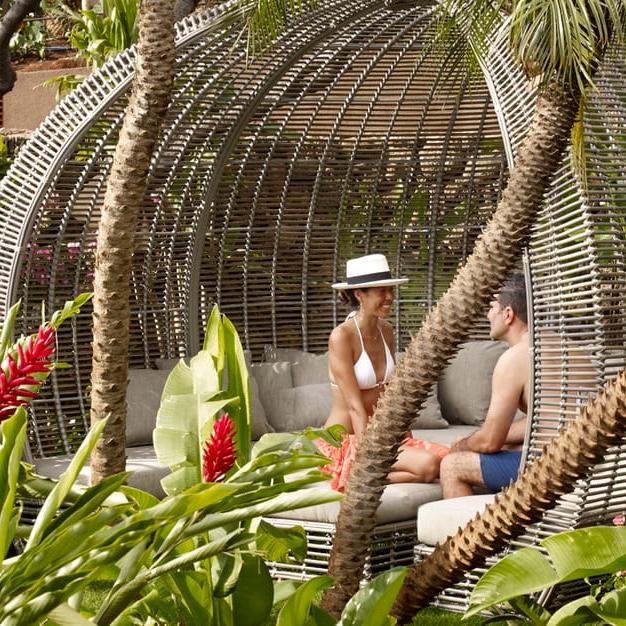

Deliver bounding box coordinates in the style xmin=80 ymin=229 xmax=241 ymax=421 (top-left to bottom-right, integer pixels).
xmin=357 ymin=286 xmax=394 ymax=318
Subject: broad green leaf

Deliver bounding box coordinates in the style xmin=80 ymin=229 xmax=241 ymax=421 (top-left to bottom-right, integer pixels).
xmin=49 ymin=293 xmax=93 ymax=329
xmin=542 ymin=527 xmax=626 ymax=582
xmin=213 ymin=550 xmax=244 ymax=597
xmin=0 ymin=300 xmax=21 ymax=359
xmin=160 ymin=466 xmax=200 ymax=495
xmin=190 ymin=350 xmax=220 ymax=398
xmin=26 ymin=417 xmax=108 ymax=550
xmin=468 ymin=547 xmax=558 ymax=615
xmin=48 ymin=602 xmax=94 ymax=625
xmin=590 ymin=587 xmax=626 ymax=625
xmin=44 ymin=472 xmax=130 ymax=539
xmin=337 ymin=567 xmax=407 ymax=626
xmin=185 ymin=488 xmax=341 ymax=536
xmin=153 ymin=428 xmax=197 ymax=466
xmin=274 ymin=580 xmax=300 ymax=605
xmin=547 ymin=594 xmax=601 ymax=626
xmin=231 ymin=554 xmax=274 ymax=626
xmin=161 ymin=359 xmax=193 ymax=397
xmin=203 ymin=303 xmax=225 ymax=374
xmin=0 ymin=408 xmax=27 ymax=558
xmin=119 ymin=485 xmax=159 ymax=509
xmin=222 ymin=315 xmax=251 ymax=462
xmin=255 ymin=519 xmax=307 ymax=563
xmin=276 ymin=575 xmax=334 ymax=626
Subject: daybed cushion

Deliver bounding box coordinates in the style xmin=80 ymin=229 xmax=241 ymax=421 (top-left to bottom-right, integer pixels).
xmin=126 ymin=368 xmax=170 ymax=446
xmin=35 ymin=445 xmax=169 ymax=499
xmin=411 ymin=424 xmax=476 ymax=448
xmin=438 ymin=341 xmax=507 ymax=425
xmin=417 ymin=494 xmax=495 ymax=546
xmin=269 ymin=481 xmax=443 ymax=525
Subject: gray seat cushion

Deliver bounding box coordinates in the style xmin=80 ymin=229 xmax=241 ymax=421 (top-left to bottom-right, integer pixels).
xmin=417 ymin=494 xmax=495 ymax=546
xmin=35 ymin=445 xmax=169 ymax=499
xmin=410 ymin=425 xmax=476 ymax=448
xmin=268 ymin=480 xmax=443 ymax=525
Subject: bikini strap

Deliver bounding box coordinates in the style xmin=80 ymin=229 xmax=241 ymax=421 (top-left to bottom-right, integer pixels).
xmin=352 ymin=317 xmax=366 ymax=351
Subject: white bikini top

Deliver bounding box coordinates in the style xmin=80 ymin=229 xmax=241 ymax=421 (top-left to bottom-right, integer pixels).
xmin=352 ymin=317 xmax=395 ymax=390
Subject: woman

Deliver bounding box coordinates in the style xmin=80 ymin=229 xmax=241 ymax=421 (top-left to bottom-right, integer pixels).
xmin=319 ymin=254 xmax=448 ymax=492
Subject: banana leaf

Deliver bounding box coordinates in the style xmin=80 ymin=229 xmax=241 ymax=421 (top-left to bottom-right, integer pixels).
xmin=469 ymin=526 xmax=626 ymax=616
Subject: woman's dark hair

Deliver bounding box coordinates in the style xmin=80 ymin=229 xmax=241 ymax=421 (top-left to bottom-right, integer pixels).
xmin=338 ymin=288 xmax=368 ymax=309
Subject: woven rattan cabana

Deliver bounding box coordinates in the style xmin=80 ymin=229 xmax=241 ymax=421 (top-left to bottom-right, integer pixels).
xmin=1 ymin=0 xmax=625 ymax=609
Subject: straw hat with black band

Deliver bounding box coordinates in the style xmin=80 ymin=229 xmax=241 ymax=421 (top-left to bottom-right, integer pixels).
xmin=332 ymin=254 xmax=408 ymax=290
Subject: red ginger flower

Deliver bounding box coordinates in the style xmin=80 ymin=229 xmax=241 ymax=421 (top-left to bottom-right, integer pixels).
xmin=202 ymin=414 xmax=237 ymax=482
xmin=0 ymin=325 xmax=56 ymax=421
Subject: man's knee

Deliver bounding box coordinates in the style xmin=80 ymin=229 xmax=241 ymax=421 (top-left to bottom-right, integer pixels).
xmin=440 ymin=451 xmax=483 ymax=484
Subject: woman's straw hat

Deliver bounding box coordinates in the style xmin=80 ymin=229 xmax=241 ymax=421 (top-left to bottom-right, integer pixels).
xmin=332 ymin=254 xmax=408 ymax=290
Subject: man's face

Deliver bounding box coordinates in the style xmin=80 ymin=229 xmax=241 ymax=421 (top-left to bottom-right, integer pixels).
xmin=487 ymin=297 xmax=507 ymax=340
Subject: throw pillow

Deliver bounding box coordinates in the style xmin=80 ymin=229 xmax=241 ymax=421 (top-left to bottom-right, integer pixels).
xmin=411 ymin=385 xmax=449 ymax=429
xmin=272 ymin=383 xmax=333 ymax=432
xmin=127 ymin=368 xmax=170 ymax=446
xmin=249 ymin=361 xmax=293 ymax=431
xmin=438 ymin=340 xmax=508 ymax=426
xmin=266 ymin=347 xmax=329 ymax=387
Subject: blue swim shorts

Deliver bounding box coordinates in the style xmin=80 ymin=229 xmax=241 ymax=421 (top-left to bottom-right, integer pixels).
xmin=479 ymin=450 xmax=522 ymax=492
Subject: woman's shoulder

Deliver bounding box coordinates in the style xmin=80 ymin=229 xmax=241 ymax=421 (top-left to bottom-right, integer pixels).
xmin=329 ymin=319 xmax=356 ymax=347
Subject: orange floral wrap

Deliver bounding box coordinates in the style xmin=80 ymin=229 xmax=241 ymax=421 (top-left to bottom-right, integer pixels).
xmin=317 ymin=435 xmax=449 ymax=492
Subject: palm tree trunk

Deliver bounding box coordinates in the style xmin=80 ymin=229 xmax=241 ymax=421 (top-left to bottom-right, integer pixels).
xmin=392 ymin=367 xmax=626 ymax=622
xmin=322 ymin=83 xmax=580 ymax=616
xmin=90 ymin=0 xmax=176 ymax=483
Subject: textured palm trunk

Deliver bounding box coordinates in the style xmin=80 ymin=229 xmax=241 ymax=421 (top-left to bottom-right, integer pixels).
xmin=90 ymin=0 xmax=176 ymax=483
xmin=393 ymin=368 xmax=626 ymax=622
xmin=322 ymin=84 xmax=580 ymax=616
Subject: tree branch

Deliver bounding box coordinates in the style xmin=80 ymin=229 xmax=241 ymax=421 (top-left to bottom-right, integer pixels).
xmin=0 ymin=0 xmax=41 ymax=96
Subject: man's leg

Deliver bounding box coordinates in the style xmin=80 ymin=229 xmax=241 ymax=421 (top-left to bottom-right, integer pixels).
xmin=439 ymin=451 xmax=485 ymax=498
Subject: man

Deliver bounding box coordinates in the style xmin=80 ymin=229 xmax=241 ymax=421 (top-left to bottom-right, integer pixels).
xmin=440 ymin=273 xmax=529 ymax=498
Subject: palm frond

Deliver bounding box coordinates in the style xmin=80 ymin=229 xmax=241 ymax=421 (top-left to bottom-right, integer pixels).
xmin=508 ymin=0 xmax=626 ymax=94
xmin=246 ymin=0 xmax=317 ymax=58
xmin=570 ymin=93 xmax=588 ymax=193
xmin=425 ymin=0 xmax=505 ymax=97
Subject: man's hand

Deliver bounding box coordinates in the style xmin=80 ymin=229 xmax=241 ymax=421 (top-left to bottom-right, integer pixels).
xmin=450 ymin=434 xmax=473 ymax=453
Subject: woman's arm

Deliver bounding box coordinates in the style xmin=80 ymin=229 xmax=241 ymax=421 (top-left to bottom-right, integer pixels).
xmin=328 ymin=326 xmax=369 ymax=439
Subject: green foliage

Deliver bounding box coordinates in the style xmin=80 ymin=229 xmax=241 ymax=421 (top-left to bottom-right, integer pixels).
xmin=42 ymin=73 xmax=86 ymax=102
xmin=507 ymin=0 xmax=626 ymax=94
xmin=0 ymin=137 xmax=12 ymax=180
xmin=10 ymin=18 xmax=47 ymax=60
xmin=468 ymin=526 xmax=626 ymax=625
xmin=62 ymin=0 xmax=140 ymax=68
xmin=154 ymin=304 xmax=252 ymax=495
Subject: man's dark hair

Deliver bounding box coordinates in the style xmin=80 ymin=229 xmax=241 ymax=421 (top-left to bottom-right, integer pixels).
xmin=497 ymin=273 xmax=527 ymax=325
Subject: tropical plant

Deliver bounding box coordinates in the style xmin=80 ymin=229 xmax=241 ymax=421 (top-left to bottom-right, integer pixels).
xmin=153 ymin=304 xmax=252 ymax=495
xmin=323 ymin=0 xmax=626 ymax=621
xmin=61 ymin=0 xmax=140 ymax=68
xmin=9 ymin=16 xmax=46 ymax=59
xmin=0 ymin=298 xmax=342 ymax=624
xmin=466 ymin=525 xmax=626 ymax=625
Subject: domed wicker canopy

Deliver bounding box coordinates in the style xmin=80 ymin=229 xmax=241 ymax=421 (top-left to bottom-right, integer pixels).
xmin=0 ymin=0 xmax=625 ymax=606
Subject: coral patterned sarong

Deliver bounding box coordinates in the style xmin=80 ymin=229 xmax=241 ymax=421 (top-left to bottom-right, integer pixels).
xmin=317 ymin=435 xmax=449 ymax=492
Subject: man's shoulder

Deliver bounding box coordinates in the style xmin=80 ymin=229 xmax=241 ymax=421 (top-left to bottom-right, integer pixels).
xmin=495 ymin=337 xmax=529 ymax=371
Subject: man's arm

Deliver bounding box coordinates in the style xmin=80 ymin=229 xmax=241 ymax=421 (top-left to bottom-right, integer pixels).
xmin=450 ymin=348 xmax=525 ymax=454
